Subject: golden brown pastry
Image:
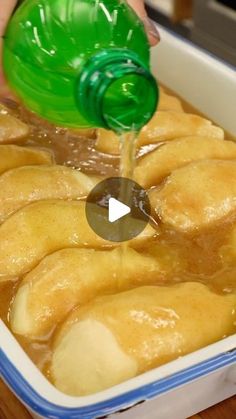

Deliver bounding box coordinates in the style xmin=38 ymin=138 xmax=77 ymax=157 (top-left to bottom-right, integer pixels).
xmin=149 ymin=160 xmax=236 ymax=232
xmin=219 ymin=225 xmax=236 ymax=265
xmin=11 ymin=247 xmax=162 ymax=338
xmin=95 ymin=128 xmax=120 ymax=155
xmin=135 ymin=136 xmax=236 ymax=188
xmin=0 ymin=104 xmax=29 ymax=142
xmin=0 ymin=165 xmax=98 ymax=222
xmin=0 ymin=200 xmax=156 ymax=280
xmin=51 ymin=283 xmax=236 ymax=396
xmin=2 ymin=83 xmax=235 ymax=401
xmin=228 ymin=230 xmax=236 ymax=259
xmin=139 ymin=112 xmax=224 ymax=145
xmin=95 ymin=90 xmax=185 ymax=155
xmin=95 ymin=112 xmax=224 ymax=155
xmin=0 ymin=145 xmax=53 ymax=175
xmin=67 ymin=128 xmax=96 ymax=138
xmin=158 ymin=88 xmax=184 ymax=112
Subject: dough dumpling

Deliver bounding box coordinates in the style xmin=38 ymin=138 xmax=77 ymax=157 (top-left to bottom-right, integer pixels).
xmin=158 ymin=88 xmax=184 ymax=112
xmin=0 ymin=145 xmax=53 ymax=175
xmin=219 ymin=225 xmax=236 ymax=265
xmin=0 ymin=201 xmax=108 ymax=280
xmin=11 ymin=247 xmax=161 ymax=338
xmin=68 ymin=128 xmax=96 ymax=138
xmin=0 ymin=104 xmax=29 ymax=142
xmin=0 ymin=165 xmax=98 ymax=222
xmin=138 ymin=112 xmax=224 ymax=145
xmin=51 ymin=283 xmax=236 ymax=396
xmin=95 ymin=112 xmax=224 ymax=155
xmin=0 ymin=200 xmax=156 ymax=280
xmin=95 ymin=90 xmax=184 ymax=156
xmin=95 ymin=129 xmax=120 ymax=155
xmin=149 ymin=160 xmax=236 ymax=232
xmin=135 ymin=137 xmax=236 ymax=188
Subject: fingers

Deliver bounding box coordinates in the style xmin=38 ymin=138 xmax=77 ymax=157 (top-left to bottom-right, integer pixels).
xmin=0 ymin=0 xmax=17 ymax=94
xmin=127 ymin=0 xmax=147 ymax=16
xmin=0 ymin=1 xmax=17 ymax=36
xmin=0 ymin=0 xmax=159 ymax=97
xmin=0 ymin=1 xmax=17 ymax=93
xmin=127 ymin=0 xmax=160 ymax=46
xmin=0 ymin=38 xmax=5 ymax=86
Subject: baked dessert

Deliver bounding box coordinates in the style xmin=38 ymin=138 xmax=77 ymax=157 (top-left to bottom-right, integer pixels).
xmin=0 ymin=87 xmax=235 ymax=396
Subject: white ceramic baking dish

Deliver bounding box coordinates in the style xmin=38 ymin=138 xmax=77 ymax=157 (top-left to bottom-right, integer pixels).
xmin=0 ymin=26 xmax=236 ymax=419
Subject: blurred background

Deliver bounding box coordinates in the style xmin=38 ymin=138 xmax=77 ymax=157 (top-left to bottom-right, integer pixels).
xmin=145 ymin=0 xmax=236 ymax=66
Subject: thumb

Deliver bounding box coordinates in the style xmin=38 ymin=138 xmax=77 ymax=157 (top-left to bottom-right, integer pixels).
xmin=0 ymin=0 xmax=17 ymax=96
xmin=127 ymin=0 xmax=160 ymax=46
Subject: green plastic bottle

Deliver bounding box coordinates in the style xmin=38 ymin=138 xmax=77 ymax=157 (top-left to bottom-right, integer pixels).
xmin=3 ymin=0 xmax=158 ymax=132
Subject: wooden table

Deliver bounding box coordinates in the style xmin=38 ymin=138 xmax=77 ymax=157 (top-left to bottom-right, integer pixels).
xmin=0 ymin=379 xmax=235 ymax=419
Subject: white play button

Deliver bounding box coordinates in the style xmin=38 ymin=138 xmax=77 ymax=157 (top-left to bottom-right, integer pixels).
xmin=108 ymin=198 xmax=131 ymax=223
xmin=86 ymin=177 xmax=151 ymax=242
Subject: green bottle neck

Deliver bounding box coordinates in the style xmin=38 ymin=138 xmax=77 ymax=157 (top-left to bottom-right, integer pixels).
xmin=75 ymin=49 xmax=158 ymax=133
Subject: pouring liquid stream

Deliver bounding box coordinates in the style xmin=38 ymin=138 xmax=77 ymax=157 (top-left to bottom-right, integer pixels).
xmin=118 ymin=129 xmax=139 ymax=289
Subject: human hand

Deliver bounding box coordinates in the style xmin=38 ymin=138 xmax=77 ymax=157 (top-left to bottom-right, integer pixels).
xmin=127 ymin=0 xmax=160 ymax=46
xmin=0 ymin=1 xmax=17 ymax=94
xmin=0 ymin=0 xmax=159 ymax=95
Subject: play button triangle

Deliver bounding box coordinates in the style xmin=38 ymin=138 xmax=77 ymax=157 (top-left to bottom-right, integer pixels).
xmin=86 ymin=177 xmax=151 ymax=242
xmin=108 ymin=198 xmax=131 ymax=223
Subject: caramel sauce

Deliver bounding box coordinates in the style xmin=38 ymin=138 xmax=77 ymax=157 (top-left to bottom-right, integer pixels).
xmin=0 ymin=87 xmax=235 ymax=379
